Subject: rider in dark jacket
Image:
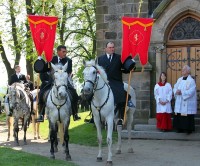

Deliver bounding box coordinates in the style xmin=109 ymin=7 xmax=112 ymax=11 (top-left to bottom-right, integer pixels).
xmin=98 ymin=42 xmax=135 ymax=125
xmin=36 ymin=45 xmax=80 ymax=122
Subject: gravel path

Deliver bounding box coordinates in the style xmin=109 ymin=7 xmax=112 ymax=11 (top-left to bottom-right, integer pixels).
xmin=1 ymin=122 xmax=200 ymax=166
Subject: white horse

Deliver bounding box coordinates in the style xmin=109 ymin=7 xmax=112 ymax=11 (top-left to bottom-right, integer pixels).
xmin=82 ymin=60 xmax=136 ymax=165
xmin=8 ymin=83 xmax=31 ymax=146
xmin=45 ymin=63 xmax=72 ymax=160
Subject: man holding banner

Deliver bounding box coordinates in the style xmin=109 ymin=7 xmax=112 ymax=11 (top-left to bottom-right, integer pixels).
xmin=98 ymin=42 xmax=135 ymax=125
xmin=35 ymin=45 xmax=81 ymax=122
xmin=28 ymin=15 xmax=80 ymax=122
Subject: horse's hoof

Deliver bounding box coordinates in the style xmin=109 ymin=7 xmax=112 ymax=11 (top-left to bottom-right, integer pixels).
xmin=34 ymin=136 xmax=37 ymax=140
xmin=106 ymin=161 xmax=113 ymax=166
xmin=116 ymin=150 xmax=121 ymax=154
xmin=65 ymin=154 xmax=71 ymax=161
xmin=24 ymin=141 xmax=27 ymax=145
xmin=128 ymin=148 xmax=134 ymax=153
xmin=38 ymin=136 xmax=41 ymax=139
xmin=97 ymin=157 xmax=103 ymax=162
xmin=7 ymin=138 xmax=10 ymax=141
xmin=50 ymin=154 xmax=55 ymax=159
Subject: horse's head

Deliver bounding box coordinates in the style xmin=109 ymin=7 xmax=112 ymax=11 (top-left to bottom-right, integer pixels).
xmin=83 ymin=59 xmax=109 ymax=97
xmin=51 ymin=63 xmax=69 ymax=100
xmin=8 ymin=84 xmax=20 ymax=109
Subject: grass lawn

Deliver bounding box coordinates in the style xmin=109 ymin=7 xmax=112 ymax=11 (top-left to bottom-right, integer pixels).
xmin=29 ymin=111 xmax=118 ymax=146
xmin=0 ymin=112 xmax=6 ymax=121
xmin=0 ymin=147 xmax=76 ymax=166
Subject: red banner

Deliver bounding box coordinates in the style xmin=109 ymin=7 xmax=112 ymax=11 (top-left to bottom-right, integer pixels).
xmin=28 ymin=15 xmax=58 ymax=62
xmin=121 ymin=17 xmax=153 ymax=65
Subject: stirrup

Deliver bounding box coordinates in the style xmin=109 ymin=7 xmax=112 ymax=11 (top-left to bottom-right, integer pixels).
xmin=117 ymin=119 xmax=123 ymax=125
xmin=73 ymin=114 xmax=81 ymax=121
xmin=36 ymin=115 xmax=44 ymax=122
xmin=8 ymin=112 xmax=12 ymax=117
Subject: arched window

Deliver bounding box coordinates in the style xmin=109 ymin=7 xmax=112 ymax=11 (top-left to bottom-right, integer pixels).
xmin=169 ymin=17 xmax=200 ymax=40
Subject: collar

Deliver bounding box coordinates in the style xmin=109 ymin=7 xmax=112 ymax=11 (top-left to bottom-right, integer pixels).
xmin=158 ymin=81 xmax=166 ymax=86
xmin=106 ymin=53 xmax=113 ymax=59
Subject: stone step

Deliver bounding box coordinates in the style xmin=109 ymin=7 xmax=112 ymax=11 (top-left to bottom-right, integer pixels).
xmin=121 ymin=130 xmax=200 ymax=141
xmin=148 ymin=118 xmax=200 ymax=125
xmin=134 ymin=124 xmax=200 ymax=132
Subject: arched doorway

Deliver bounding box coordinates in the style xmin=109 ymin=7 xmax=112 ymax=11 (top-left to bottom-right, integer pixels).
xmin=166 ymin=14 xmax=200 ymax=114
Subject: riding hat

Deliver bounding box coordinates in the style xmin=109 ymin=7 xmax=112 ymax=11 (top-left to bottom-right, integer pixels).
xmin=34 ymin=58 xmax=46 ymax=73
xmin=123 ymin=56 xmax=136 ymax=71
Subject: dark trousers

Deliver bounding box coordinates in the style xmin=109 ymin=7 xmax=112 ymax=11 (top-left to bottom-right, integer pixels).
xmin=115 ymin=102 xmax=126 ymax=120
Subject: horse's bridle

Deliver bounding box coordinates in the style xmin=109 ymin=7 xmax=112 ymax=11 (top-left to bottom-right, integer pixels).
xmin=84 ymin=65 xmax=111 ymax=112
xmin=84 ymin=65 xmax=99 ymax=92
xmin=50 ymin=82 xmax=68 ymax=123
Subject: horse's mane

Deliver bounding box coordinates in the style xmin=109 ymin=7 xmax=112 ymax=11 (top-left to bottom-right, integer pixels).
xmin=11 ymin=82 xmax=25 ymax=89
xmin=85 ymin=60 xmax=108 ymax=84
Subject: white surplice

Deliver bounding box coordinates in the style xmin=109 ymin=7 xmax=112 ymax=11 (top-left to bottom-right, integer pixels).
xmin=173 ymin=75 xmax=197 ymax=115
xmin=154 ymin=82 xmax=172 ymax=113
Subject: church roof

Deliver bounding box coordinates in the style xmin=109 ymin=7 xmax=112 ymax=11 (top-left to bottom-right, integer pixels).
xmin=152 ymin=0 xmax=172 ymax=19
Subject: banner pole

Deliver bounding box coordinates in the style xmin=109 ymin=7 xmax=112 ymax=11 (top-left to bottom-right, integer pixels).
xmin=42 ymin=0 xmax=45 ymax=15
xmin=123 ymin=70 xmax=133 ymax=124
xmin=138 ymin=0 xmax=143 ymax=17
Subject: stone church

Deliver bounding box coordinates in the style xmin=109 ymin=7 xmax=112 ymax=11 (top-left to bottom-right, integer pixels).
xmin=96 ymin=0 xmax=200 ymax=129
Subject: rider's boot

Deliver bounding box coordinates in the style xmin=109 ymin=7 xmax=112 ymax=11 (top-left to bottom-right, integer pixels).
xmin=117 ymin=103 xmax=125 ymax=126
xmin=72 ymin=102 xmax=81 ymax=121
xmin=8 ymin=109 xmax=13 ymax=117
xmin=36 ymin=104 xmax=45 ymax=122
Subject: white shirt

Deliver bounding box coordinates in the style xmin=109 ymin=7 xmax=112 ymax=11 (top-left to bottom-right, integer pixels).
xmin=106 ymin=54 xmax=112 ymax=62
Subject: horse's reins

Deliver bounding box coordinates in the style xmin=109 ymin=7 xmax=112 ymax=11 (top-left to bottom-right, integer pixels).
xmin=50 ymin=83 xmax=68 ymax=123
xmin=84 ymin=65 xmax=111 ymax=123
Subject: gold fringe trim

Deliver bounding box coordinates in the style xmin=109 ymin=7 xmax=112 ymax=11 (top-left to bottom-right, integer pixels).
xmin=28 ymin=18 xmax=58 ymax=26
xmin=122 ymin=20 xmax=153 ymax=30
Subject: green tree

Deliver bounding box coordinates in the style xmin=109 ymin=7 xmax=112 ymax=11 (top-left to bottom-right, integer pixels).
xmin=0 ymin=0 xmax=96 ymax=85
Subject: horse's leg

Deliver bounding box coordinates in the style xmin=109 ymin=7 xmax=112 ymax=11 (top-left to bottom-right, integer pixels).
xmin=54 ymin=122 xmax=58 ymax=153
xmin=94 ymin=116 xmax=103 ymax=162
xmin=127 ymin=109 xmax=134 ymax=153
xmin=48 ymin=121 xmax=51 ymax=142
xmin=58 ymin=122 xmax=64 ymax=145
xmin=64 ymin=120 xmax=71 ymax=161
xmin=23 ymin=115 xmax=29 ymax=145
xmin=50 ymin=121 xmax=56 ymax=159
xmin=37 ymin=122 xmax=40 ymax=139
xmin=6 ymin=116 xmax=10 ymax=141
xmin=13 ymin=117 xmax=19 ymax=146
xmin=32 ymin=114 xmax=37 ymax=140
xmin=116 ymin=120 xmax=122 ymax=154
xmin=106 ymin=116 xmax=113 ymax=165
